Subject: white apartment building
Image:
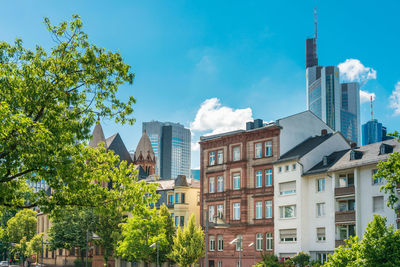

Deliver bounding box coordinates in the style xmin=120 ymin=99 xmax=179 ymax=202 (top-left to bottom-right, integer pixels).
xmin=274 ymin=132 xmax=350 ymax=260
xmin=276 ymin=138 xmax=400 ymax=263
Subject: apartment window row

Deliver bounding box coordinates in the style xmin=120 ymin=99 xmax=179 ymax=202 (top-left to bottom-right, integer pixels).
xmin=254 ymin=141 xmax=273 ymax=159
xmin=209 ymin=234 xmax=224 ymax=251
xmin=279 ymin=229 xmax=297 ymax=242
xmin=255 ymin=169 xmax=273 ymax=188
xmin=279 ymin=205 xmax=296 ymax=219
xmin=255 ymin=232 xmax=274 ymax=251
xmin=278 ymin=163 xmax=297 ymax=173
xmin=208 ymin=150 xmax=224 ymax=166
xmin=208 ymin=176 xmax=224 ymax=193
xmin=174 ymin=216 xmax=185 ymax=227
xmin=255 ymin=200 xmax=273 ymax=219
xmin=175 ymin=192 xmax=186 ymax=204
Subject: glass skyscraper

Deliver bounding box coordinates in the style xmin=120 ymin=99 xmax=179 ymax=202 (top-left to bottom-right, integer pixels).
xmin=361 ymin=119 xmax=392 ymax=145
xmin=143 ymin=121 xmax=191 ymax=179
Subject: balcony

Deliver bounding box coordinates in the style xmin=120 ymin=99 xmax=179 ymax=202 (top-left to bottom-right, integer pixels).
xmin=335 ymin=186 xmax=355 ymax=197
xmin=335 ymin=210 xmax=355 ymax=223
xmin=335 ymin=240 xmax=346 ymax=247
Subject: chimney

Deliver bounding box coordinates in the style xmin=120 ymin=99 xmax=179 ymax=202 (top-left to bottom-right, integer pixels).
xmin=253 ymin=119 xmax=263 ymax=129
xmin=246 ymin=121 xmax=254 ymax=131
xmin=321 ymin=129 xmax=328 ymax=135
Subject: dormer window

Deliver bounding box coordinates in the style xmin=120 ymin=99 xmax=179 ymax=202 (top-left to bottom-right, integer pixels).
xmin=350 ymin=150 xmax=363 ymax=160
xmin=379 ymin=143 xmax=393 ymax=155
xmin=322 ymin=156 xmax=328 ymax=166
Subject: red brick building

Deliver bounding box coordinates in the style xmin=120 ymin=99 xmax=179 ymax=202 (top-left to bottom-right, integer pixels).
xmin=199 ymin=120 xmax=280 ymax=267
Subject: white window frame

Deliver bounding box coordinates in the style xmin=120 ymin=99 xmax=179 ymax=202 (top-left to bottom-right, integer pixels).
xmin=317 ymin=203 xmax=326 ymax=217
xmin=209 ymin=206 xmax=215 ymax=222
xmin=233 ymin=173 xmax=241 ymax=190
xmin=255 ymin=143 xmax=262 ymax=158
xmin=279 ymin=181 xmax=296 ymax=196
xmin=265 ymin=169 xmax=272 ymax=186
xmin=256 ymin=233 xmax=263 ymax=251
xmin=265 ymin=200 xmax=273 ymax=218
xmin=279 ymin=229 xmax=297 ymax=242
xmin=217 ymin=150 xmax=223 ymax=164
xmin=266 ymin=233 xmax=273 ymax=250
xmin=209 ymin=177 xmax=215 ymax=193
xmin=233 ymin=203 xmax=240 ymax=220
xmin=265 ymin=141 xmax=272 ymax=157
xmin=209 ymin=235 xmax=215 ymax=251
xmin=317 ymin=178 xmax=325 ymax=192
xmin=372 ymin=169 xmax=383 ymax=185
xmin=217 ymin=204 xmax=224 ymax=219
xmin=255 ymin=201 xmax=262 ymax=219
xmin=255 ymin=170 xmax=262 ymax=188
xmin=209 ymin=151 xmax=215 ymax=166
xmin=217 ymin=176 xmax=223 ymax=192
xmin=317 ymin=227 xmax=326 ymax=241
xmin=279 ymin=205 xmax=296 ymax=219
xmin=233 ymin=146 xmax=241 ymax=161
xmin=373 ymin=196 xmax=384 ymax=213
xmin=217 ymin=235 xmax=223 ymax=251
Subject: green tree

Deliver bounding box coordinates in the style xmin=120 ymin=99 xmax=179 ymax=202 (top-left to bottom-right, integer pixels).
xmin=48 ymin=208 xmax=97 ymax=265
xmin=0 ymin=14 xmax=145 ymax=213
xmin=116 ymin=206 xmax=168 ymax=265
xmin=169 ymin=214 xmax=204 ymax=267
xmin=325 ymin=215 xmax=400 ymax=266
xmin=292 ymin=251 xmax=311 ymax=267
xmin=159 ymin=205 xmax=176 ymax=264
xmin=26 ymin=233 xmax=44 ymax=261
xmin=255 ymin=253 xmax=281 ymax=267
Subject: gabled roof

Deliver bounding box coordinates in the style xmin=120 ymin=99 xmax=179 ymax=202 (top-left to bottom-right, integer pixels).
xmin=277 ymin=133 xmax=333 ymax=163
xmin=329 ymin=139 xmax=400 ymax=171
xmin=89 ymin=122 xmax=107 ymax=148
xmin=133 ymin=132 xmax=155 ymax=162
xmin=303 ymin=149 xmax=350 ymax=176
xmin=106 ymin=133 xmax=133 ymax=164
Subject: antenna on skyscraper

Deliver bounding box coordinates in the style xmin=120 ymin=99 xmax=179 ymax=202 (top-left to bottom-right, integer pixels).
xmin=314 ymin=7 xmax=317 ymax=39
xmin=370 ymin=95 xmax=373 ymax=121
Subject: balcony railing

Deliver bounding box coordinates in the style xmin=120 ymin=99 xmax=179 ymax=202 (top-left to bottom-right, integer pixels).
xmin=335 ymin=185 xmax=355 ymax=196
xmin=335 ymin=210 xmax=356 ymax=223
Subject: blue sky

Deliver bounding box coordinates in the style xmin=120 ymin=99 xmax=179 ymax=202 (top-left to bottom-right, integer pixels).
xmin=2 ymin=0 xmax=400 ymax=169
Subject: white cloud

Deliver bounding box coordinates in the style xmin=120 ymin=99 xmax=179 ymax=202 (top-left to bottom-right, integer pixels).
xmin=196 ymin=55 xmax=216 ymax=74
xmin=390 ymin=82 xmax=400 ymax=115
xmin=190 ymin=98 xmax=253 ymax=135
xmin=191 ymin=141 xmax=200 ymax=152
xmin=338 ymin=59 xmax=377 ymax=83
xmin=360 ymin=90 xmax=376 ymax=104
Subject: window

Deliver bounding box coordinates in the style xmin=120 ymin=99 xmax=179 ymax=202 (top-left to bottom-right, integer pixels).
xmin=280 ymin=205 xmax=296 ymax=219
xmin=209 ymin=235 xmax=215 ymax=251
xmin=180 ymin=216 xmax=184 ymax=226
xmin=373 ymin=196 xmax=384 ymax=212
xmin=265 ymin=169 xmax=272 ymax=186
xmin=233 ymin=146 xmax=240 ymax=161
xmin=255 ymin=171 xmax=262 ymax=188
xmin=265 ymin=200 xmax=273 ymax=218
xmin=255 ymin=201 xmax=262 ymax=219
xmin=209 ymin=177 xmax=215 ymax=193
xmin=168 ymin=194 xmax=173 ymax=205
xmin=217 ymin=235 xmax=223 ymax=251
xmin=217 ymin=204 xmax=224 ymax=219
xmin=217 ymin=150 xmax=223 ymax=164
xmin=181 ymin=193 xmax=185 ymax=203
xmin=280 ymin=229 xmax=297 ymax=242
xmin=265 ymin=141 xmax=272 ymax=156
xmin=209 ymin=151 xmax=215 ymax=166
xmin=292 ymin=164 xmax=296 ymax=170
xmin=285 ymin=165 xmax=289 ymax=171
xmin=338 ymin=199 xmax=355 ymax=212
xmin=59 ymin=249 xmax=63 ymax=256
xmin=317 ymin=203 xmax=326 ymax=217
xmin=233 ymin=203 xmax=240 ymax=220
xmin=175 ymin=193 xmax=179 ymax=203
xmin=175 ymin=216 xmax=179 ymax=227
xmin=317 ymin=227 xmax=326 ymax=241
xmin=278 ymin=166 xmax=282 ymax=172
xmin=279 ymin=181 xmax=296 ymax=195
xmin=217 ymin=176 xmax=223 ymax=192
xmin=218 ymin=261 xmax=222 ymax=267
xmin=235 ymin=235 xmax=242 ymax=251
xmin=338 ymin=173 xmax=354 ymax=187
xmin=317 ymin=178 xmax=325 ymax=192
xmin=317 ymin=253 xmax=328 ymax=263
xmin=233 ymin=173 xmax=241 ymax=190
xmin=255 ymin=143 xmax=262 ymax=158
xmin=256 ymin=233 xmax=263 ymax=251
xmin=372 ymin=169 xmax=383 ymax=185
xmin=338 ymin=225 xmax=355 ymax=240
xmin=209 ymin=206 xmax=215 ymax=222
xmin=266 ymin=233 xmax=273 ymax=250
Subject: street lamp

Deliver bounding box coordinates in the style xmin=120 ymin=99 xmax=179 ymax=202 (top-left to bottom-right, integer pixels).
xmin=248 ymin=242 xmax=256 ymax=265
xmin=149 ymin=242 xmax=159 ymax=267
xmin=230 ymin=237 xmax=242 ymax=267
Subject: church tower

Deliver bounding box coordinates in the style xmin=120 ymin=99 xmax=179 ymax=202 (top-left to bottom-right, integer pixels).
xmin=133 ymin=131 xmax=156 ymax=177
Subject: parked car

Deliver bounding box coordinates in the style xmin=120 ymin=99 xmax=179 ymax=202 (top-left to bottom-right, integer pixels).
xmin=0 ymin=261 xmax=9 ymax=267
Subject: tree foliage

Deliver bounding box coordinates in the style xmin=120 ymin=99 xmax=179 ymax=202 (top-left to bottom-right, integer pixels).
xmin=292 ymin=252 xmax=311 ymax=267
xmin=169 ymin=214 xmax=204 ymax=267
xmin=116 ymin=205 xmax=171 ymax=264
xmin=325 ymin=215 xmax=400 ymax=267
xmin=0 ymin=14 xmax=142 ymax=212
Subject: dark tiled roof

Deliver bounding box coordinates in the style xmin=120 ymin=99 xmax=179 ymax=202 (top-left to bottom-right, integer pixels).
xmin=106 ymin=133 xmax=133 ymax=165
xmin=175 ymin=175 xmax=189 ymax=187
xmin=133 ymin=132 xmax=155 ymax=162
xmin=303 ymin=149 xmax=350 ymax=176
xmin=277 ymin=133 xmax=333 ymax=163
xmin=89 ymin=123 xmax=106 ymax=148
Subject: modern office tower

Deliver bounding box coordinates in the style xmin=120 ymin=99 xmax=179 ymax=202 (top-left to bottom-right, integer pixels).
xmin=341 ymin=83 xmax=360 ymax=143
xmin=306 ymin=64 xmax=341 ymax=132
xmin=143 ymin=121 xmax=191 ymax=179
xmin=361 ymin=119 xmax=393 ymax=145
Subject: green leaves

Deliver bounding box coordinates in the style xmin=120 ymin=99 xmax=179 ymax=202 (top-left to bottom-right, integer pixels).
xmin=0 ymin=15 xmax=137 ymax=211
xmin=375 ymin=152 xmax=400 ymax=209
